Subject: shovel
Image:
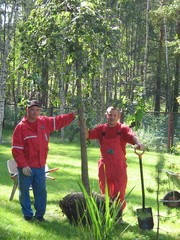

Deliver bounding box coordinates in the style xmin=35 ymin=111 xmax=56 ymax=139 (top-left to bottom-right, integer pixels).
xmin=135 ymin=148 xmax=154 ymax=230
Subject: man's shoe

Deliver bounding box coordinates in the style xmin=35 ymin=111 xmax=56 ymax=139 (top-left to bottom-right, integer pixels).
xmin=35 ymin=216 xmax=45 ymax=222
xmin=24 ymin=216 xmax=33 ymax=221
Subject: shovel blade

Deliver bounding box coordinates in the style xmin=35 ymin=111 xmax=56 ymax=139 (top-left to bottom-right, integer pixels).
xmin=136 ymin=207 xmax=154 ymax=230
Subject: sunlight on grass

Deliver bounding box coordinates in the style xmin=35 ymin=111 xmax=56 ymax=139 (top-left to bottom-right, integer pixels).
xmin=0 ymin=133 xmax=180 ymax=240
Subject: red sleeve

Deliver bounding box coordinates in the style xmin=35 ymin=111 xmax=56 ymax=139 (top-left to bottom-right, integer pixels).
xmin=88 ymin=124 xmax=104 ymax=141
xmin=121 ymin=124 xmax=135 ymax=144
xmin=44 ymin=112 xmax=76 ymax=132
xmin=55 ymin=112 xmax=75 ymax=130
xmin=12 ymin=124 xmax=28 ymax=168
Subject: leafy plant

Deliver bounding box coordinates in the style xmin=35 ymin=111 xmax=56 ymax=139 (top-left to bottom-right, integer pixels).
xmin=76 ymin=181 xmax=137 ymax=240
xmin=77 ymin=182 xmax=119 ymax=240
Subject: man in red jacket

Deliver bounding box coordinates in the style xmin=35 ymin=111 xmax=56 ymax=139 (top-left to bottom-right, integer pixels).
xmin=86 ymin=106 xmax=144 ymax=223
xmin=12 ymin=100 xmax=77 ymax=222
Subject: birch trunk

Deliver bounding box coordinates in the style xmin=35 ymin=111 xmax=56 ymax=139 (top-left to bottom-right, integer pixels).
xmin=75 ymin=36 xmax=90 ymax=194
xmin=100 ymin=50 xmax=107 ymax=122
xmin=143 ymin=0 xmax=150 ymax=96
xmin=0 ymin=1 xmax=20 ymax=143
xmin=172 ymin=18 xmax=180 ymax=113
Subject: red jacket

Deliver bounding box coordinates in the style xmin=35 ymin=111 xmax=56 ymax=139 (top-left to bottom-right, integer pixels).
xmin=12 ymin=113 xmax=75 ymax=168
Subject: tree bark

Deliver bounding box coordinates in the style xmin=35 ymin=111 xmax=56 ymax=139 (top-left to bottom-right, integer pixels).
xmin=143 ymin=0 xmax=150 ymax=97
xmin=154 ymin=26 xmax=164 ymax=113
xmin=75 ymin=36 xmax=90 ymax=194
xmin=0 ymin=1 xmax=20 ymax=143
xmin=172 ymin=18 xmax=180 ymax=113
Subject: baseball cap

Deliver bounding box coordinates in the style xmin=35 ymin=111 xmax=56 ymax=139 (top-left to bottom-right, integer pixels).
xmin=27 ymin=100 xmax=41 ymax=108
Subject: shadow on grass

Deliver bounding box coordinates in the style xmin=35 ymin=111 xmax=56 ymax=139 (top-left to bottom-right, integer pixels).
xmin=0 ymin=219 xmax=80 ymax=240
xmin=114 ymin=223 xmax=179 ymax=240
xmin=1 ymin=190 xmax=179 ymax=240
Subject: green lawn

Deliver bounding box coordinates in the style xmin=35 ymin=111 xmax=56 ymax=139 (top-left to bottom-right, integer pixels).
xmin=0 ymin=129 xmax=180 ymax=240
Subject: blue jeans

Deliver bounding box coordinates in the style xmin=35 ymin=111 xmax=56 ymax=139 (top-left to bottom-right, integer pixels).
xmin=18 ymin=167 xmax=47 ymax=218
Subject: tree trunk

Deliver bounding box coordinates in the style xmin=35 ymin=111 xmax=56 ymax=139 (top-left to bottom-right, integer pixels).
xmin=163 ymin=16 xmax=171 ymax=113
xmin=75 ymin=37 xmax=90 ymax=194
xmin=100 ymin=50 xmax=107 ymax=122
xmin=154 ymin=26 xmax=164 ymax=113
xmin=41 ymin=57 xmax=49 ymax=107
xmin=143 ymin=0 xmax=150 ymax=97
xmin=172 ymin=19 xmax=180 ymax=113
xmin=0 ymin=1 xmax=20 ymax=143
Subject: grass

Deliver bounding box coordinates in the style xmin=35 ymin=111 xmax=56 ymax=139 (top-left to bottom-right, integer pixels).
xmin=0 ymin=129 xmax=180 ymax=240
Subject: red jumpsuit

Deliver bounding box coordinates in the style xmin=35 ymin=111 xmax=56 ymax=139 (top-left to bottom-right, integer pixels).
xmin=88 ymin=123 xmax=135 ymax=210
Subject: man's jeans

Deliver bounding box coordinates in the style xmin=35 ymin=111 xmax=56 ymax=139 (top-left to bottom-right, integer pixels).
xmin=18 ymin=166 xmax=47 ymax=218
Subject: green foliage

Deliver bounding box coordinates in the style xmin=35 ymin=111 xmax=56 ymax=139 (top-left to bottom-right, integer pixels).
xmin=123 ymin=86 xmax=146 ymax=130
xmin=3 ymin=0 xmax=180 ymax=122
xmin=135 ymin=114 xmax=169 ymax=152
xmin=154 ymin=154 xmax=166 ymax=184
xmin=77 ymin=182 xmax=118 ymax=240
xmin=152 ymin=153 xmax=180 ymax=200
xmin=170 ymin=143 xmax=180 ymax=155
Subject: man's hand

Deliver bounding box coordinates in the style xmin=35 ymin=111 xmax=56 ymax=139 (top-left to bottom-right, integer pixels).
xmin=22 ymin=166 xmax=32 ymax=176
xmin=132 ymin=136 xmax=144 ymax=150
xmin=134 ymin=143 xmax=144 ymax=150
xmin=72 ymin=110 xmax=78 ymax=117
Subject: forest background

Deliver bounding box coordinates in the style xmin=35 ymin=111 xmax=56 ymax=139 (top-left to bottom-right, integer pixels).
xmin=0 ymin=1 xmax=180 ymax=238
xmin=0 ymin=0 xmax=180 ymax=151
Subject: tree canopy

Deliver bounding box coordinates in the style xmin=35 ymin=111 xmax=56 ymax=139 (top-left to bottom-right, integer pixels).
xmin=0 ymin=0 xmax=180 ymax=137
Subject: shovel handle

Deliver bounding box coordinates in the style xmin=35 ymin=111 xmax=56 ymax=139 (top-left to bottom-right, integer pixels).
xmin=135 ymin=147 xmax=145 ymax=210
xmin=134 ymin=147 xmax=145 ymax=157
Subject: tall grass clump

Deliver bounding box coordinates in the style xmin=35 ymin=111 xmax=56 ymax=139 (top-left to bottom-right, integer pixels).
xmin=76 ymin=182 xmax=136 ymax=240
xmin=77 ymin=183 xmax=119 ymax=240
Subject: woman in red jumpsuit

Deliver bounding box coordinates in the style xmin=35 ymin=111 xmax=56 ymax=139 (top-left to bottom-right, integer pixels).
xmin=86 ymin=106 xmax=144 ymax=222
xmin=12 ymin=100 xmax=76 ymax=222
